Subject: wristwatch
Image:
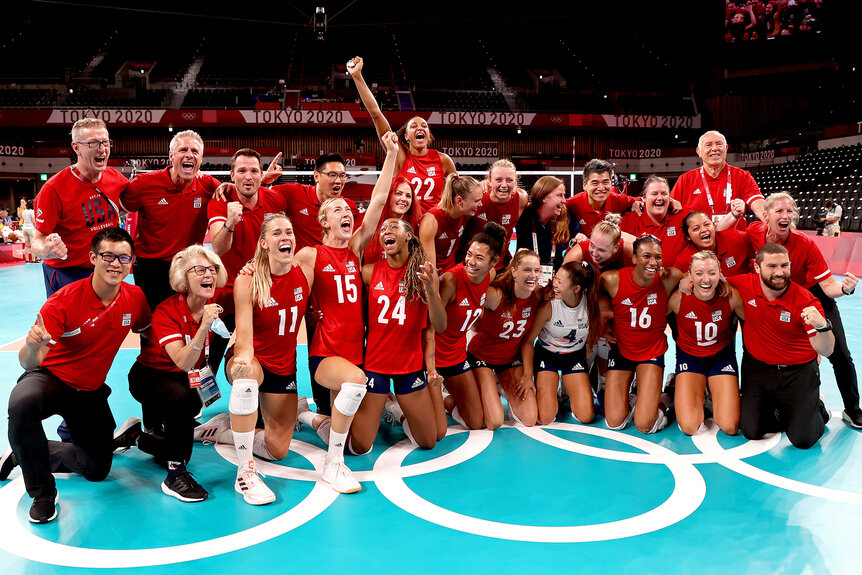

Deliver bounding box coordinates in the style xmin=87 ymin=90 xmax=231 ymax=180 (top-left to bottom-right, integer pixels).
xmin=816 ymin=319 xmax=833 ymax=333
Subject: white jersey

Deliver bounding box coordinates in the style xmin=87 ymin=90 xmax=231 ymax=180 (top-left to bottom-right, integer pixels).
xmin=22 ymin=209 xmax=35 ymax=230
xmin=538 ymin=297 xmax=590 ymax=353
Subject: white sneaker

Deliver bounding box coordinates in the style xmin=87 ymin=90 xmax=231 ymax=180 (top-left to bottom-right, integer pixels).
xmin=383 ymin=395 xmax=404 ymax=426
xmin=235 ymin=462 xmax=275 ymax=505
xmin=440 ymin=385 xmax=451 ymax=402
xmin=193 ymin=413 xmax=230 ymax=444
xmin=296 ymin=396 xmax=310 ymax=431
xmin=322 ymin=459 xmax=361 ymax=494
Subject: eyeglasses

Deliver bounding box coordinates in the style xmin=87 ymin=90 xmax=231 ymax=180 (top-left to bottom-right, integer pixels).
xmin=319 ymin=171 xmax=349 ymax=180
xmin=96 ymin=251 xmax=133 ymax=264
xmin=75 ymin=140 xmax=114 ymax=149
xmin=187 ymin=264 xmax=220 ymax=276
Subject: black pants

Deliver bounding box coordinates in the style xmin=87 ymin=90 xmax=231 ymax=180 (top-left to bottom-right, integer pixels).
xmin=740 ymin=353 xmax=825 ymax=449
xmin=41 ymin=263 xmax=92 ymax=298
xmin=128 ymin=362 xmax=200 ymax=465
xmin=809 ymin=283 xmax=860 ymax=411
xmin=133 ymin=257 xmax=174 ymax=312
xmin=7 ymin=369 xmax=115 ymax=498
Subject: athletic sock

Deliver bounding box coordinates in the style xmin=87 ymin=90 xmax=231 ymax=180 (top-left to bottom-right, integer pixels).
xmin=252 ymin=431 xmax=277 ymax=461
xmin=297 ymin=411 xmax=317 ymax=427
xmin=402 ymin=419 xmax=418 ymax=447
xmin=167 ymin=461 xmax=185 ymax=479
xmin=451 ymin=406 xmax=467 ymax=427
xmin=327 ymin=429 xmax=347 ymax=464
xmin=233 ymin=430 xmax=255 ymax=468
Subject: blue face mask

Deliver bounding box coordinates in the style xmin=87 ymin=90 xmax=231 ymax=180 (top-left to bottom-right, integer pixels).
xmin=210 ymin=318 xmax=231 ymax=339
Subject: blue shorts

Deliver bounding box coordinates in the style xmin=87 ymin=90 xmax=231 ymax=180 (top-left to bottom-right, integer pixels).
xmin=308 ymin=355 xmax=362 ymax=386
xmin=675 ymin=344 xmax=738 ymax=378
xmin=534 ymin=343 xmax=589 ymax=375
xmin=437 ymin=359 xmax=473 ymax=379
xmin=467 ymin=351 xmax=523 ymax=374
xmin=606 ymin=346 xmax=665 ymax=371
xmin=364 ymin=369 xmax=427 ymax=395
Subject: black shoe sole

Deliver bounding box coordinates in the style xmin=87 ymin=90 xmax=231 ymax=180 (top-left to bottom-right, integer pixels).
xmin=842 ymin=411 xmax=862 ymax=429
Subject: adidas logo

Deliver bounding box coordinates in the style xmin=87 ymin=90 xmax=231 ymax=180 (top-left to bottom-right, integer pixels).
xmin=721 ymin=365 xmax=736 ymax=373
xmin=374 ymin=281 xmax=385 ymax=291
xmin=158 ymin=198 xmax=168 ymax=205
xmin=411 ymin=378 xmax=424 ymax=389
xmin=747 ymin=299 xmax=757 ymax=307
xmin=264 ymin=297 xmax=278 ymax=308
xmin=322 ymin=264 xmax=335 ymax=272
xmin=238 ymin=445 xmax=248 ymax=450
xmin=300 ymin=208 xmax=309 ymax=215
xmin=407 ymin=167 xmax=417 ymax=174
xmin=478 ymin=213 xmax=487 ymax=221
xmin=579 ymin=219 xmax=587 ymax=225
xmin=334 ymin=442 xmax=344 ymax=448
xmin=440 ymin=232 xmax=448 ymax=239
xmin=685 ymin=311 xmax=697 ymax=319
xmin=693 ymin=188 xmax=702 ymax=195
xmin=573 ymin=363 xmax=584 ymax=370
xmin=621 ymin=298 xmax=632 ymax=306
xmin=459 ymin=298 xmax=470 ymax=307
xmin=463 ymin=361 xmax=470 ymax=370
xmin=553 ymin=320 xmax=564 ymax=327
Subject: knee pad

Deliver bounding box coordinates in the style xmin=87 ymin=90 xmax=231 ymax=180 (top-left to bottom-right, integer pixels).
xmin=229 ymin=379 xmax=259 ymax=416
xmin=333 ymin=382 xmax=366 ymax=417
xmin=347 ymin=436 xmax=373 ymax=456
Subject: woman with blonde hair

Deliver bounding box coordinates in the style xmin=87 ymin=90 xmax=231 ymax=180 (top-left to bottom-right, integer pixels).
xmin=468 ymin=159 xmax=529 ymax=270
xmin=419 ymin=173 xmax=483 ymax=271
xmin=128 ymin=244 xmax=230 ymax=502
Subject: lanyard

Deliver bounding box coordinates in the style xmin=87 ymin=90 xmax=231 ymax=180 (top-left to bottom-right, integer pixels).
xmin=532 ymin=231 xmax=556 ymax=263
xmin=699 ymin=167 xmax=732 ymax=216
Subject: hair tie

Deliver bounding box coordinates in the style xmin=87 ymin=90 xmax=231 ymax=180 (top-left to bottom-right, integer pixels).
xmin=581 ymin=261 xmax=590 ymax=268
xmin=453 ymin=173 xmax=460 ymax=180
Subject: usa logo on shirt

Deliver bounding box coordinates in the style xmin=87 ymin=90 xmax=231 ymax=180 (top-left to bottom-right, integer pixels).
xmin=667 ymin=226 xmax=676 ymax=236
xmin=780 ymin=310 xmax=791 ymax=323
xmin=712 ymin=311 xmax=723 ymax=322
xmin=122 ymin=313 xmax=131 ymax=327
xmin=522 ymin=307 xmax=532 ymax=318
xmin=193 ymin=197 xmax=202 ymax=209
xmin=502 ymin=215 xmax=511 ymax=225
xmin=294 ymin=287 xmax=303 ymax=302
xmin=647 ymin=293 xmax=658 ymax=305
xmin=427 ymin=166 xmax=436 ymax=177
xmin=726 ymin=256 xmax=737 ymax=268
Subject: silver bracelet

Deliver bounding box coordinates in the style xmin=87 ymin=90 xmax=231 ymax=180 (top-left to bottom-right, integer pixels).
xmin=189 ymin=341 xmax=202 ymax=351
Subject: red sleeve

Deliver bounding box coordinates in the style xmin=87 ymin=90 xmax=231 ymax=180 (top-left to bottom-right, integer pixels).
xmin=609 ymin=192 xmax=638 ymax=212
xmin=33 ymin=182 xmax=61 ymax=234
xmin=207 ymin=195 xmax=227 ymax=224
xmin=152 ymin=304 xmax=183 ymax=347
xmin=805 ymin=240 xmax=831 ymax=283
xmin=120 ymin=177 xmax=144 ymax=212
xmin=670 ymin=173 xmax=686 ymax=202
xmin=133 ymin=290 xmax=153 ymax=333
xmin=739 ymin=170 xmax=763 ymax=204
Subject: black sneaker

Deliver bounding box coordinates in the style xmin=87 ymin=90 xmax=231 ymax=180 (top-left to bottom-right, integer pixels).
xmin=842 ymin=406 xmax=862 ymax=429
xmin=0 ymin=447 xmax=17 ymax=481
xmin=113 ymin=417 xmax=142 ymax=452
xmin=29 ymin=489 xmax=58 ymax=524
xmin=162 ymin=470 xmax=209 ymax=502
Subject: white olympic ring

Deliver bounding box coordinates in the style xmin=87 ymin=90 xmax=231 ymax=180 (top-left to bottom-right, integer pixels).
xmin=374 ymin=423 xmax=706 ymax=543
xmin=0 ymin=440 xmax=338 ymax=568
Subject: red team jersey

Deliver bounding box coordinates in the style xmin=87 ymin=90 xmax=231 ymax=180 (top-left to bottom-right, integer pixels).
xmin=745 ymin=222 xmax=830 ymax=288
xmin=469 ymin=292 xmax=541 ymax=364
xmin=207 ymin=188 xmax=287 ymax=286
xmin=272 ymin=182 xmax=364 ymax=252
xmin=38 ymin=278 xmax=151 ymax=390
xmin=34 ymin=167 xmax=126 ymax=268
xmin=471 ymin=191 xmax=521 ymax=270
xmin=674 ymin=292 xmax=735 ymax=357
xmin=578 ymin=238 xmax=627 ymax=272
xmin=671 ymin=164 xmax=763 ymax=229
xmin=138 ymin=289 xmax=233 ymax=372
xmin=611 ymin=268 xmax=669 ymax=361
xmin=728 ymin=273 xmax=825 ymax=365
xmin=566 ymin=191 xmax=638 ymax=236
xmin=365 ymin=261 xmax=428 ymax=373
xmin=427 ymin=207 xmax=467 ymax=272
xmin=620 ymin=211 xmax=687 ymax=268
xmin=400 ymin=149 xmax=447 ymax=214
xmin=673 ymin=229 xmax=752 ymax=276
xmin=248 ymin=266 xmax=309 ymax=376
xmin=435 ymin=264 xmax=490 ymax=368
xmin=121 ymin=168 xmax=220 ymax=260
xmin=309 ymin=245 xmax=364 ymax=365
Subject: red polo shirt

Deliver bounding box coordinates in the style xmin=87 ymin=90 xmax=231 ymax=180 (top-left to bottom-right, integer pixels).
xmin=745 ymin=222 xmax=830 ymax=288
xmin=671 ymin=164 xmax=762 ymax=229
xmin=620 ymin=210 xmax=687 ymax=268
xmin=728 ymin=273 xmax=825 ymax=365
xmin=38 ymin=278 xmax=151 ymax=390
xmin=207 ymin=187 xmax=287 ymax=286
xmin=272 ymin=182 xmax=364 ymax=252
xmin=121 ymin=168 xmax=220 ymax=260
xmin=674 ymin=229 xmax=752 ymax=276
xmin=566 ymin=191 xmax=638 ymax=236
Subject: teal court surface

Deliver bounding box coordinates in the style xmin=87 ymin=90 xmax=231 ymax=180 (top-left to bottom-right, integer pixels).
xmin=1 ymin=262 xmax=862 ymax=574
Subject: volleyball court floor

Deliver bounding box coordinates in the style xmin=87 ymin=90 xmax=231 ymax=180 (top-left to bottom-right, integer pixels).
xmin=1 ymin=262 xmax=862 ymax=574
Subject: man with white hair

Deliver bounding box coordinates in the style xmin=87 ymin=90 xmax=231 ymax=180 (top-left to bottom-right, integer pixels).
xmin=120 ymin=130 xmax=221 ymax=310
xmin=32 ymin=118 xmax=127 ymax=296
xmin=671 ymin=130 xmax=765 ymax=229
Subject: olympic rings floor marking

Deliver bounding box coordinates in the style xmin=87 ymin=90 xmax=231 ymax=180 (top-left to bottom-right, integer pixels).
xmin=0 ymin=440 xmax=339 ymax=568
xmin=692 ymin=421 xmax=862 ymax=505
xmin=515 ymin=420 xmax=780 ymax=464
xmin=374 ymin=424 xmax=706 ymax=543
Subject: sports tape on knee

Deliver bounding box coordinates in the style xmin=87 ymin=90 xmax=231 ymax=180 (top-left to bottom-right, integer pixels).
xmin=229 ymin=378 xmax=259 ymax=416
xmin=333 ymin=382 xmax=366 ymax=417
